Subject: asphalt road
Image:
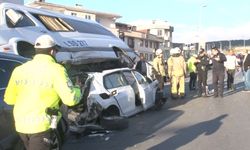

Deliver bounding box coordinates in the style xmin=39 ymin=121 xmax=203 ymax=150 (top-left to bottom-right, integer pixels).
xmin=63 ymin=70 xmax=250 ymax=150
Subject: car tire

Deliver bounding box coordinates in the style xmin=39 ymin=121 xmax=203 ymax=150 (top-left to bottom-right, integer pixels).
xmin=100 ymin=116 xmax=128 ymax=130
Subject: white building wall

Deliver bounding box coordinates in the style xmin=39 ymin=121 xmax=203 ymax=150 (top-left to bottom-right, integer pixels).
xmin=96 ymin=17 xmax=116 ymax=29
xmin=64 ymin=10 xmax=96 ymax=21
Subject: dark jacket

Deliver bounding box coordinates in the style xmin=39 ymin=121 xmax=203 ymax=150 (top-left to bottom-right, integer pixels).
xmin=243 ymin=54 xmax=250 ymax=72
xmin=196 ymin=55 xmax=210 ymax=72
xmin=136 ymin=60 xmax=147 ymax=75
xmin=211 ymin=52 xmax=227 ymax=72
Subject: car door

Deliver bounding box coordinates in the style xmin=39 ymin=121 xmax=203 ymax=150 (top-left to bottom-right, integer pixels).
xmin=103 ymin=72 xmax=136 ymax=116
xmin=0 ymin=58 xmax=23 ymax=145
xmin=133 ymin=71 xmax=156 ymax=110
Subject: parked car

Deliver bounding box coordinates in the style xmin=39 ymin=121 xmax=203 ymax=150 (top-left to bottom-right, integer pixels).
xmin=0 ymin=52 xmax=28 ymax=150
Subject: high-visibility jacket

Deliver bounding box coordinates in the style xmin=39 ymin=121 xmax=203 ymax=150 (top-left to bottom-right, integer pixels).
xmin=4 ymin=54 xmax=81 ymax=134
xmin=187 ymin=56 xmax=197 ymax=73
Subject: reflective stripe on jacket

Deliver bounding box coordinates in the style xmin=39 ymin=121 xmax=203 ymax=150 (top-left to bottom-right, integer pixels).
xmin=4 ymin=54 xmax=81 ymax=134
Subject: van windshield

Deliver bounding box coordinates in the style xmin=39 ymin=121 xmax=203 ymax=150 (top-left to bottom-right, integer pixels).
xmin=32 ymin=13 xmax=74 ymax=32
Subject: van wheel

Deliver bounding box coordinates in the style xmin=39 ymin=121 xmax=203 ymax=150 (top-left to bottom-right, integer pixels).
xmin=100 ymin=116 xmax=128 ymax=130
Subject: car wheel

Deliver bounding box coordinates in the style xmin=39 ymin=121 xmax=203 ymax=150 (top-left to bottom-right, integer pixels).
xmin=100 ymin=116 xmax=128 ymax=130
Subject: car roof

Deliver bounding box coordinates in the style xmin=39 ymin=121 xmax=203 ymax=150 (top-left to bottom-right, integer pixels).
xmin=0 ymin=52 xmax=29 ymax=62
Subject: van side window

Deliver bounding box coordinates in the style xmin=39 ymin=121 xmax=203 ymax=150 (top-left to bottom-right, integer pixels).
xmin=5 ymin=9 xmax=34 ymax=28
xmin=32 ymin=13 xmax=74 ymax=32
xmin=63 ymin=18 xmax=114 ymax=36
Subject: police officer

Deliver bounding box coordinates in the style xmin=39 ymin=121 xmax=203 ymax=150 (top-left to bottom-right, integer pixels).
xmin=211 ymin=47 xmax=227 ymax=98
xmin=4 ymin=35 xmax=82 ymax=150
xmin=196 ymin=49 xmax=210 ymax=97
xmin=168 ymin=47 xmax=186 ymax=99
xmin=187 ymin=54 xmax=198 ymax=90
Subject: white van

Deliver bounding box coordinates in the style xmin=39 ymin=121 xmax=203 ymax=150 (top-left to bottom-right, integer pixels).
xmin=0 ymin=3 xmax=136 ymax=60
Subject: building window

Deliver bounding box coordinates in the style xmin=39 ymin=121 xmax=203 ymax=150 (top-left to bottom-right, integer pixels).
xmin=145 ymin=53 xmax=148 ymax=61
xmin=149 ymin=54 xmax=153 ymax=61
xmin=140 ymin=40 xmax=144 ymax=47
xmin=150 ymin=41 xmax=153 ymax=48
xmin=145 ymin=40 xmax=148 ymax=48
xmin=154 ymin=42 xmax=159 ymax=49
xmin=85 ymin=15 xmax=91 ymax=20
xmin=127 ymin=37 xmax=134 ymax=48
xmin=157 ymin=29 xmax=162 ymax=36
xmin=71 ymin=12 xmax=77 ymax=16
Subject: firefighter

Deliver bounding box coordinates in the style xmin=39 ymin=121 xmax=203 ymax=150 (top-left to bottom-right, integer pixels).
xmin=152 ymin=49 xmax=166 ymax=92
xmin=168 ymin=47 xmax=186 ymax=99
xmin=4 ymin=34 xmax=82 ymax=150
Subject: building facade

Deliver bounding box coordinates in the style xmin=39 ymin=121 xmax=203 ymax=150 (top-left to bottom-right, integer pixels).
xmin=116 ymin=23 xmax=163 ymax=62
xmin=132 ymin=20 xmax=174 ymax=58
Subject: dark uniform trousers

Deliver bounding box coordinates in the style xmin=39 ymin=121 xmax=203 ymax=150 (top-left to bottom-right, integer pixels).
xmin=19 ymin=130 xmax=51 ymax=150
xmin=213 ymin=71 xmax=225 ymax=97
xmin=197 ymin=70 xmax=207 ymax=96
xmin=227 ymin=69 xmax=235 ymax=90
xmin=189 ymin=72 xmax=197 ymax=90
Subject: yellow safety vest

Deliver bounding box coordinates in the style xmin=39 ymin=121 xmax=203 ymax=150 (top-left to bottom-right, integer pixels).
xmin=4 ymin=54 xmax=81 ymax=134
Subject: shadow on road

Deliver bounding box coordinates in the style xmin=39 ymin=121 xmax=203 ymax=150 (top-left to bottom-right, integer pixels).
xmin=149 ymin=114 xmax=228 ymax=150
xmin=63 ymin=109 xmax=184 ymax=150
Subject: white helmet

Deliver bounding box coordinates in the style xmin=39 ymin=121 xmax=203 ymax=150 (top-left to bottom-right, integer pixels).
xmin=170 ymin=47 xmax=180 ymax=55
xmin=155 ymin=49 xmax=163 ymax=56
xmin=35 ymin=34 xmax=56 ymax=49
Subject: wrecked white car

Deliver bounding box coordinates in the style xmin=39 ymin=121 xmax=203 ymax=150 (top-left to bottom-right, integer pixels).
xmin=57 ymin=48 xmax=166 ymax=132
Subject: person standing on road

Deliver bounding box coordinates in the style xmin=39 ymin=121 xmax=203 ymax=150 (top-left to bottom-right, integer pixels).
xmin=211 ymin=47 xmax=227 ymax=98
xmin=4 ymin=34 xmax=82 ymax=150
xmin=196 ymin=49 xmax=210 ymax=97
xmin=136 ymin=55 xmax=147 ymax=76
xmin=224 ymin=50 xmax=238 ymax=90
xmin=243 ymin=50 xmax=250 ymax=91
xmin=152 ymin=49 xmax=166 ymax=93
xmin=168 ymin=47 xmax=186 ymax=99
xmin=187 ymin=54 xmax=198 ymax=91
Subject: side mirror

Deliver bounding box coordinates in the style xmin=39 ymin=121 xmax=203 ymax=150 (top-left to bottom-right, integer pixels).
xmin=6 ymin=9 xmax=23 ymax=26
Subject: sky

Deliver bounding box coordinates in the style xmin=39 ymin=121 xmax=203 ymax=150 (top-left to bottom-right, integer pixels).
xmin=25 ymin=0 xmax=250 ymax=43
